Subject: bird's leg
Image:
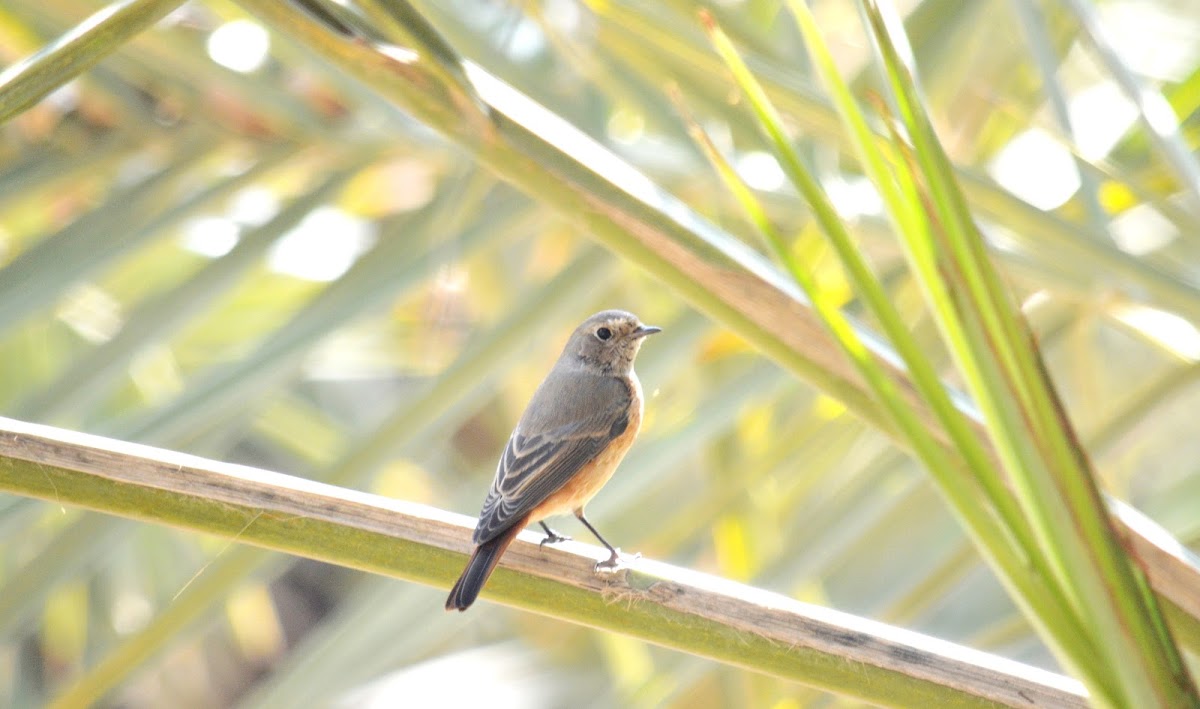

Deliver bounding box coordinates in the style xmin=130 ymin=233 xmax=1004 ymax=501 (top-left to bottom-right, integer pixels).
xmin=538 ymin=521 xmax=571 ymax=547
xmin=575 ymin=510 xmax=638 ymax=571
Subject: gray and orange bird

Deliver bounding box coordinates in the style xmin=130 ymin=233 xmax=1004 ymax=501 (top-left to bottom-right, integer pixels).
xmin=445 ymin=310 xmax=660 ymax=611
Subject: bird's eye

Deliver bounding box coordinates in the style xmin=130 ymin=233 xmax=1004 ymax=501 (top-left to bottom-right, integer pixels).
xmin=596 ymin=326 xmax=613 ymax=341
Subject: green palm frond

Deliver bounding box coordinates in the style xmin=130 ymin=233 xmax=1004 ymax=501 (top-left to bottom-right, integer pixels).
xmin=2 ymin=1 xmax=1199 ymax=707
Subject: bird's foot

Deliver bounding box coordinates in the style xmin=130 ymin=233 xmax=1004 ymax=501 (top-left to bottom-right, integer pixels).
xmin=594 ymin=549 xmax=640 ymax=573
xmin=539 ymin=529 xmax=572 ymax=547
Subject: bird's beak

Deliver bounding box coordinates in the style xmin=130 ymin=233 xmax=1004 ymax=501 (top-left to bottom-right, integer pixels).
xmin=634 ymin=324 xmax=662 ymax=338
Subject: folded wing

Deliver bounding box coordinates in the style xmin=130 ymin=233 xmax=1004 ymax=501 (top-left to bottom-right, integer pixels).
xmin=472 ymin=374 xmax=631 ymax=545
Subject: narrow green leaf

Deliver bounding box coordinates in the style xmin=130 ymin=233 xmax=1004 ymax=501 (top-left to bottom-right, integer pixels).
xmin=859 ymin=0 xmax=1196 ymax=704
xmin=698 ymin=7 xmax=1104 ymax=688
xmin=0 ymin=0 xmax=187 ymax=123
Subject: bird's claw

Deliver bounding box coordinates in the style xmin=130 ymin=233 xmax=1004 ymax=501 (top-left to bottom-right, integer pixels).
xmin=594 ymin=550 xmax=640 ymax=573
xmin=539 ymin=532 xmax=571 ymax=547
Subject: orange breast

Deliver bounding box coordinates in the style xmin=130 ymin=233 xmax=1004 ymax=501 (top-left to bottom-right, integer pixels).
xmin=529 ymin=374 xmax=643 ymax=521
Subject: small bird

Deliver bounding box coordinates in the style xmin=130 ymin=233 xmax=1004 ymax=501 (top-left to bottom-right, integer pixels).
xmin=445 ymin=309 xmax=661 ymax=611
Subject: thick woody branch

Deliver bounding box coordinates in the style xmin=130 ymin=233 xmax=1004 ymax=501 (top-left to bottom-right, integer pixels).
xmin=0 ymin=417 xmax=1085 ymax=708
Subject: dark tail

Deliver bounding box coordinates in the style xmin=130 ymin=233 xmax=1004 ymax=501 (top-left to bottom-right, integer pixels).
xmin=445 ymin=519 xmax=526 ymax=611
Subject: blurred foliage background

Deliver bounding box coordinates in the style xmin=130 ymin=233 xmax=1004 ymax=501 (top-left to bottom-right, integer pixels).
xmin=2 ymin=0 xmax=1200 ymax=706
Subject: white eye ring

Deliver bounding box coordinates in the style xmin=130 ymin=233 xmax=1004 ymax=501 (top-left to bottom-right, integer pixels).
xmin=595 ymin=326 xmax=613 ymax=341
